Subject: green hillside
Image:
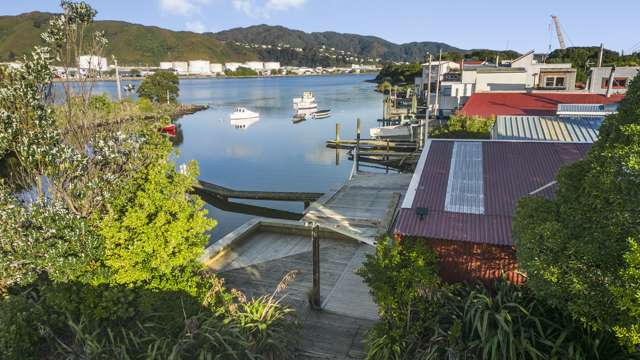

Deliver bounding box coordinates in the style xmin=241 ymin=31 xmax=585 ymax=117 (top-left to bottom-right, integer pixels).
xmin=0 ymin=12 xmax=260 ymax=66
xmin=0 ymin=12 xmax=462 ymax=66
xmin=213 ymin=24 xmax=462 ymax=63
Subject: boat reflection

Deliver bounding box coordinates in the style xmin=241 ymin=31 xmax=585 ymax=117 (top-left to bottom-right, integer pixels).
xmin=230 ymin=117 xmax=260 ymax=129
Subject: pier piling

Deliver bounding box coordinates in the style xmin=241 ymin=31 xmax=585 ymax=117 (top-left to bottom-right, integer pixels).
xmin=335 ymin=123 xmax=341 ymax=143
xmin=311 ymin=224 xmax=321 ymax=310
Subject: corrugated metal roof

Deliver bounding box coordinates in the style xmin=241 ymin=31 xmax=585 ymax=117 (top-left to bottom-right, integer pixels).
xmin=396 ymin=140 xmax=591 ymax=246
xmin=557 ymin=103 xmax=618 ymax=117
xmin=493 ymin=116 xmax=602 ymax=143
xmin=460 ymin=93 xmax=624 ymax=118
xmin=444 ymin=142 xmax=484 ymax=214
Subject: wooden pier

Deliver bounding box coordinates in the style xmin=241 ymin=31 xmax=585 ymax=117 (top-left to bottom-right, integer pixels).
xmin=200 ymin=171 xmax=412 ymax=358
xmin=194 ymin=180 xmax=323 ymax=203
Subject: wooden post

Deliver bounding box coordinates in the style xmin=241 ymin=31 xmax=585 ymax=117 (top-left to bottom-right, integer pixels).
xmin=356 ymin=118 xmax=361 ymax=173
xmin=386 ymin=140 xmax=390 ymax=174
xmin=335 ymin=123 xmax=341 ymax=143
xmin=311 ymin=224 xmax=321 ymax=310
xmin=114 ymin=58 xmax=122 ymax=101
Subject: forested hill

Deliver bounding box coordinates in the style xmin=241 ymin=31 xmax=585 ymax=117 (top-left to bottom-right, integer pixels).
xmin=0 ymin=12 xmax=461 ymax=66
xmin=212 ymin=25 xmax=462 ymax=63
xmin=0 ymin=12 xmax=261 ymax=66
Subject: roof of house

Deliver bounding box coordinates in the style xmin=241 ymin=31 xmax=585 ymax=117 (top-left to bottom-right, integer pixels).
xmin=395 ymin=140 xmax=591 ymax=246
xmin=474 ymin=67 xmax=527 ymax=73
xmin=493 ymin=116 xmax=603 ymax=143
xmin=464 ymin=60 xmax=486 ymax=65
xmin=460 ymin=92 xmax=624 ymax=117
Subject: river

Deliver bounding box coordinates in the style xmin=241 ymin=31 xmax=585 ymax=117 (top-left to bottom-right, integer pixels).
xmin=86 ymin=74 xmax=383 ymax=242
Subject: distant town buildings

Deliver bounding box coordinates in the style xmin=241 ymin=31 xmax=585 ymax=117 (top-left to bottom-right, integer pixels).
xmin=78 ymin=55 xmax=108 ymax=72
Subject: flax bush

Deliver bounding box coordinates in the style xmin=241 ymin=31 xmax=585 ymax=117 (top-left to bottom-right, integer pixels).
xmin=358 ymin=237 xmax=638 ymax=360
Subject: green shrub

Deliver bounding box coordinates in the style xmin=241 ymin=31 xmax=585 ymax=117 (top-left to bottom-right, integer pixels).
xmin=137 ymin=71 xmax=179 ymax=103
xmin=430 ymin=114 xmax=495 ymax=139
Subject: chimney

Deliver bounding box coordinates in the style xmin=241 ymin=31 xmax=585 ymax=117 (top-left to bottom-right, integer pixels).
xmin=606 ymin=65 xmax=616 ymax=98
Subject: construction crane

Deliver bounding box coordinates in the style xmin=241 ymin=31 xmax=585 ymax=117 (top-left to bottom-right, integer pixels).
xmin=551 ymin=15 xmax=567 ymax=50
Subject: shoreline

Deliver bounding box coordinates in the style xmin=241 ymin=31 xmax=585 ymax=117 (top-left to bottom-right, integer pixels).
xmin=52 ymin=71 xmax=379 ymax=83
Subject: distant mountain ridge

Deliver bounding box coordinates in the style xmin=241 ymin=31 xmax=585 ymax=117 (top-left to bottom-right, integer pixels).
xmin=212 ymin=24 xmax=462 ymax=63
xmin=0 ymin=12 xmax=461 ymax=66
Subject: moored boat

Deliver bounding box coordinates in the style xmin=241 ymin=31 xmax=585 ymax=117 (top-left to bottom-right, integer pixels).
xmin=312 ymin=109 xmax=331 ymax=119
xmin=293 ymin=92 xmax=317 ymax=111
xmin=230 ymin=107 xmax=260 ymax=120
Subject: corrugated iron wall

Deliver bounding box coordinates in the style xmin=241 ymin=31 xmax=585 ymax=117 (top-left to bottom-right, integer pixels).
xmin=418 ymin=237 xmax=525 ymax=285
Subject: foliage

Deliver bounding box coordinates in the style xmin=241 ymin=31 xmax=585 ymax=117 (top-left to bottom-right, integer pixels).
xmin=357 ymin=237 xmax=441 ymax=359
xmin=137 ymin=71 xmax=180 ymax=103
xmin=375 ymin=63 xmax=422 ymax=85
xmin=358 ymin=239 xmax=637 ymax=359
xmin=513 ymin=76 xmax=640 ymax=348
xmin=225 ymin=66 xmax=259 ymax=77
xmin=377 ymin=80 xmax=392 ymax=93
xmin=0 ymin=3 xmax=299 ymax=359
xmin=97 ymin=160 xmax=215 ymax=291
xmin=430 ymin=114 xmax=496 ymax=139
xmin=547 ymin=46 xmax=640 ymax=83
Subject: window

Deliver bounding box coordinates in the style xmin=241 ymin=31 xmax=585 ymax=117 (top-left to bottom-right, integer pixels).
xmin=544 ymin=76 xmax=566 ymax=88
xmin=601 ymin=77 xmax=628 ymax=89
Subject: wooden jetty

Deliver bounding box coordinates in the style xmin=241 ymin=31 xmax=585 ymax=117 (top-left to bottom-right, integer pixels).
xmin=200 ymin=171 xmax=412 ymax=358
xmin=194 ymin=180 xmax=323 ymax=203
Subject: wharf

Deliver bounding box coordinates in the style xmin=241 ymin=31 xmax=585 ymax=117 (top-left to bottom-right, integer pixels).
xmin=200 ymin=172 xmax=412 ymax=358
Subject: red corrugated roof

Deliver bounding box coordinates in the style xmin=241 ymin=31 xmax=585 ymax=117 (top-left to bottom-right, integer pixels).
xmin=464 ymin=60 xmax=486 ymax=65
xmin=395 ymin=140 xmax=591 ymax=246
xmin=460 ymin=92 xmax=624 ymax=117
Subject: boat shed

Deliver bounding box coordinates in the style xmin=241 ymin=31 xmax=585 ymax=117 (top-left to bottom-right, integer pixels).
xmin=492 ymin=116 xmax=603 ymax=143
xmin=395 ymin=139 xmax=591 ymax=283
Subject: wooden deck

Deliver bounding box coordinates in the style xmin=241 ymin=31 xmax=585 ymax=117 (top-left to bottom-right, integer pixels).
xmin=202 ymin=172 xmax=412 ymax=358
xmin=304 ymin=173 xmax=412 ymax=242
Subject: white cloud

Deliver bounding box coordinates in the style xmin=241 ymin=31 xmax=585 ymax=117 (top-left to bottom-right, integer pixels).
xmin=159 ymin=0 xmax=210 ymax=16
xmin=232 ymin=0 xmax=307 ymax=17
xmin=186 ymin=20 xmax=207 ymax=33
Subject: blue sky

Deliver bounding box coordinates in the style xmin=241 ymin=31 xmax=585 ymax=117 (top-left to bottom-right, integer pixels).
xmin=3 ymin=0 xmax=639 ymax=54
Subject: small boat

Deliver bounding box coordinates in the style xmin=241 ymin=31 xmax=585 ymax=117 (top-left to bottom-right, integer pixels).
xmin=160 ymin=124 xmax=177 ymax=137
xmin=370 ymin=124 xmax=421 ymax=141
xmin=293 ymin=92 xmax=317 ymax=111
xmin=123 ymin=83 xmax=136 ymax=92
xmin=312 ymin=109 xmax=331 ymax=119
xmin=230 ymin=107 xmax=260 ymax=120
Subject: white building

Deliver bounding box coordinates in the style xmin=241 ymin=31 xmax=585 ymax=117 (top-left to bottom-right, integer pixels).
xmin=160 ymin=62 xmax=173 ymax=70
xmin=264 ymin=62 xmax=281 ymax=71
xmin=586 ymin=66 xmax=640 ymax=95
xmin=244 ymin=61 xmax=264 ymax=71
xmin=172 ymin=61 xmax=189 ymax=75
xmin=210 ymin=63 xmax=224 ymax=74
xmin=509 ymin=51 xmax=576 ymax=90
xmin=225 ymin=62 xmax=243 ymax=72
xmin=188 ymin=60 xmax=211 ymax=75
xmin=78 ymin=55 xmax=108 ymax=72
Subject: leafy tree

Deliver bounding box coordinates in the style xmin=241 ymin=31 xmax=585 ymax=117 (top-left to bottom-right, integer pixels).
xmin=375 ymin=63 xmax=422 ymax=85
xmin=137 ymin=71 xmax=179 ymax=103
xmin=513 ymin=75 xmax=640 ymax=348
xmin=96 ymin=160 xmax=215 ymax=292
xmin=225 ymin=66 xmax=259 ymax=77
xmin=430 ymin=114 xmax=495 ymax=139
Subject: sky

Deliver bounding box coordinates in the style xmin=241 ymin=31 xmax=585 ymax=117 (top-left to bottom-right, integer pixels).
xmin=2 ymin=0 xmax=639 ymax=54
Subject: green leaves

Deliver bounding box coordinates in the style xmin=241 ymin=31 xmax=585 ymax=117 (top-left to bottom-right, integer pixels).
xmin=97 ymin=160 xmax=215 ymax=291
xmin=513 ymin=76 xmax=640 ymax=348
xmin=137 ymin=71 xmax=180 ymax=104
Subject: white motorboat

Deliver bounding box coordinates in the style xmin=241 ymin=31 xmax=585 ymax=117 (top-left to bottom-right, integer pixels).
xmin=293 ymin=92 xmax=317 ymax=111
xmin=230 ymin=107 xmax=260 ymax=120
xmin=370 ymin=123 xmax=421 ymax=141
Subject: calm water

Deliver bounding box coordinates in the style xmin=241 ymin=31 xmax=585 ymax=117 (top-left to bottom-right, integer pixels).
xmin=86 ymin=74 xmax=383 ymax=242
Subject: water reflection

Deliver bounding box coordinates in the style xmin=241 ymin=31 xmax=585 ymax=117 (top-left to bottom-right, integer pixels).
xmin=230 ymin=117 xmax=260 ymax=129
